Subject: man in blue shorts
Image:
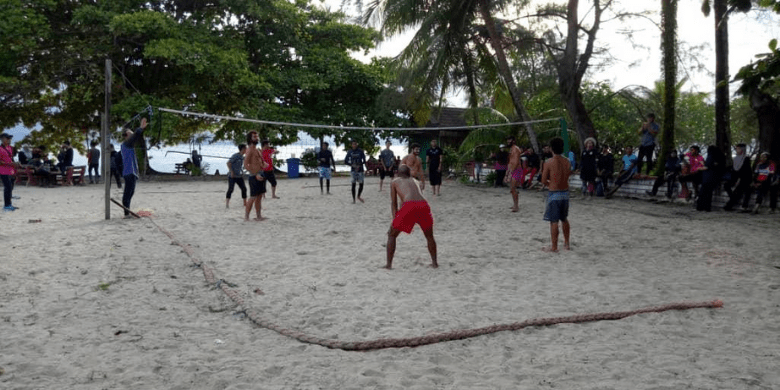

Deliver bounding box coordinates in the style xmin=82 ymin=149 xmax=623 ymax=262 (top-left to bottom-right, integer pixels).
xmin=316 ymin=141 xmax=336 ymax=194
xmin=540 ymin=137 xmax=571 ymax=252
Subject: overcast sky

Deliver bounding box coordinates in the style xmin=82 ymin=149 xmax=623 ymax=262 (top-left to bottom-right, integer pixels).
xmin=320 ymin=0 xmax=780 ymax=105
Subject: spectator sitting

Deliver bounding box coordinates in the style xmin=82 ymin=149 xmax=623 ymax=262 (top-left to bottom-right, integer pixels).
xmin=31 ymin=146 xmax=59 ymax=187
xmin=17 ymin=145 xmax=32 ymax=165
xmin=647 ymin=149 xmax=681 ymax=199
xmin=596 ymin=145 xmax=614 ymax=195
xmin=55 ymin=140 xmax=74 ymax=173
xmin=724 ymin=143 xmax=753 ymax=211
xmin=750 ymin=152 xmax=776 ymax=214
xmin=678 ymin=145 xmax=705 ymax=201
xmin=605 ymin=145 xmax=638 ymax=198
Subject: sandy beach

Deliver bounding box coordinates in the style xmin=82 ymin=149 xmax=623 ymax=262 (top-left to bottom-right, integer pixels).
xmin=1 ymin=176 xmax=778 ymax=389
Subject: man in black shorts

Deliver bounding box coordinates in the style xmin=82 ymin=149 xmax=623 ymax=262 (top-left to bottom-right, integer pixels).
xmin=243 ymin=131 xmax=267 ymax=221
xmin=378 ymin=140 xmax=396 ymax=192
xmin=426 ymin=139 xmax=444 ymax=196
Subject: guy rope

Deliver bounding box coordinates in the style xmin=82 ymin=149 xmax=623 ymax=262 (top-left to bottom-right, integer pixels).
xmin=140 ymin=214 xmax=723 ymax=351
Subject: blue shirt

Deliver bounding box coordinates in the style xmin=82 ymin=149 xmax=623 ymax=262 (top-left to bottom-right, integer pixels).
xmin=622 ymin=154 xmax=638 ymax=174
xmin=227 ymin=152 xmax=244 ymax=177
xmin=641 ymin=122 xmax=659 ymax=147
xmin=379 ymin=148 xmax=395 ymax=168
xmin=121 ymin=127 xmax=144 ymax=177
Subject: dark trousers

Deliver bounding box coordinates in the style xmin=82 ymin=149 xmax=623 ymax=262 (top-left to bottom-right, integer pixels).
xmin=650 ymin=172 xmax=678 ymax=197
xmin=226 ymin=176 xmax=247 ymax=199
xmin=88 ymin=164 xmax=100 ymax=182
xmin=122 ymin=175 xmax=137 ymax=216
xmin=724 ymin=181 xmax=752 ymax=210
xmin=494 ymin=170 xmax=506 ymax=187
xmin=1 ymin=174 xmax=13 ymax=207
xmin=754 ymin=182 xmax=778 ymax=210
xmin=637 ymin=145 xmax=654 ymax=175
xmin=111 ymin=168 xmax=122 ymax=188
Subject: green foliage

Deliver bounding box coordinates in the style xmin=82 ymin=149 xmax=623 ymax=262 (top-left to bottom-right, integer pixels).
xmin=1 ymin=0 xmax=405 ymax=160
xmin=300 ymin=149 xmax=318 ymax=172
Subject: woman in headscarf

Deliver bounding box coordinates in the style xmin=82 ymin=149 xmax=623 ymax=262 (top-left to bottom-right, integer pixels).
xmin=697 ymin=145 xmax=726 ymax=211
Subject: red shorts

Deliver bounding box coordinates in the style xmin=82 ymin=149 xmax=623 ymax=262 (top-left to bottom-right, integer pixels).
xmin=392 ymin=200 xmax=434 ymax=234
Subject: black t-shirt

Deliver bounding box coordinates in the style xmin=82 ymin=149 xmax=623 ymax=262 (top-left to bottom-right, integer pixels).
xmin=316 ymin=149 xmax=334 ymax=168
xmin=426 ymin=147 xmax=443 ymax=170
xmin=344 ymin=148 xmax=366 ymax=172
xmin=495 ymin=151 xmax=509 ymax=166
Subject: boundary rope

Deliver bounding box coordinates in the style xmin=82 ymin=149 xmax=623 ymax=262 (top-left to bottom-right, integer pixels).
xmin=141 ymin=215 xmax=723 ymax=351
xmin=157 ymin=107 xmax=560 ymax=132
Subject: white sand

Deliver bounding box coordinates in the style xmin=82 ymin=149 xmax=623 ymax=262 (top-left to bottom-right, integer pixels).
xmin=1 ymin=177 xmax=779 ymax=389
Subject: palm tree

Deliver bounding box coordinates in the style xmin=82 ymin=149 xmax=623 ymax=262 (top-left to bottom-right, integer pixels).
xmin=701 ymin=0 xmax=752 ymax=159
xmin=657 ymin=0 xmax=678 ymax=177
xmin=355 ymin=0 xmax=542 ymax=152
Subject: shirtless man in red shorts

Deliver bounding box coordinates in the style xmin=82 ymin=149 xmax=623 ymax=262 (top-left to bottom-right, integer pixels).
xmin=385 ymin=164 xmax=438 ymax=270
xmin=503 ymin=136 xmax=523 ymax=212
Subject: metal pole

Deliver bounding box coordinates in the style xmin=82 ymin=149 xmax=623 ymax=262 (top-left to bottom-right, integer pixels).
xmin=104 ymin=59 xmax=112 ymax=220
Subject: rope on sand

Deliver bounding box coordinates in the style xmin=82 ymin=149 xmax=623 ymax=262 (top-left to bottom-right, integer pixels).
xmin=142 ymin=216 xmax=724 ymax=351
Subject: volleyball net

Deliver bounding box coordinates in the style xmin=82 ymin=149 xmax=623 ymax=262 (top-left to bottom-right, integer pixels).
xmin=125 ymin=107 xmax=565 ymax=175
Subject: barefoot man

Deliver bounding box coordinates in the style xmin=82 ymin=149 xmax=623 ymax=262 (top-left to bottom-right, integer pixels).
xmin=540 ymin=137 xmax=571 ymax=252
xmin=385 ymin=165 xmax=438 ymax=269
xmin=244 ymin=131 xmax=267 ymax=221
xmin=503 ymin=136 xmax=522 ymax=212
xmin=401 ymin=143 xmax=425 ymax=192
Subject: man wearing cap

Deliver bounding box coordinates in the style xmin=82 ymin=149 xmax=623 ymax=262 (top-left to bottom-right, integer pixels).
xmin=0 ymin=133 xmax=21 ymax=211
xmin=121 ymin=117 xmax=147 ymax=217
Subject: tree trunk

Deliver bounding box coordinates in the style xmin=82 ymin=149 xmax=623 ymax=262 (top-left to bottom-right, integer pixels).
xmin=558 ymin=0 xmax=598 ymax=149
xmin=478 ymin=0 xmax=540 ymax=152
xmin=750 ymin=89 xmax=780 ymax=160
xmin=657 ymin=0 xmax=678 ymax=176
xmin=714 ymin=0 xmax=731 ymax=161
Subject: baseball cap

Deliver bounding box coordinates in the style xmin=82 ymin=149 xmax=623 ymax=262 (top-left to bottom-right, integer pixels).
xmin=0 ymin=133 xmax=12 ymax=139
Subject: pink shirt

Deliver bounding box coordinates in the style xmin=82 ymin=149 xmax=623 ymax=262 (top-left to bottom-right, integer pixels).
xmin=685 ymin=152 xmax=704 ymax=173
xmin=0 ymin=145 xmax=15 ymax=175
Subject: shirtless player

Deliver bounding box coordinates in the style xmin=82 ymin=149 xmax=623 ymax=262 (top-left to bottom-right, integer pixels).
xmin=385 ymin=165 xmax=438 ymax=270
xmin=401 ymin=143 xmax=425 ymax=191
xmin=503 ymin=136 xmax=523 ymax=212
xmin=540 ymin=137 xmax=571 ymax=252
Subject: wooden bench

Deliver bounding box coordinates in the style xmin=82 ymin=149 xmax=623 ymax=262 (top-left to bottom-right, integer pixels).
xmin=365 ymin=160 xmax=382 ymax=176
xmin=58 ymin=165 xmax=86 ymax=186
xmin=175 ymin=163 xmax=190 ymax=175
xmin=14 ymin=165 xmax=38 ymax=187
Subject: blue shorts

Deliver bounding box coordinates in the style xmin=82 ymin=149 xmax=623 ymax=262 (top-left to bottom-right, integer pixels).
xmin=319 ymin=167 xmax=331 ymax=180
xmin=543 ymin=190 xmax=569 ymax=223
xmin=350 ymin=171 xmax=364 ymax=183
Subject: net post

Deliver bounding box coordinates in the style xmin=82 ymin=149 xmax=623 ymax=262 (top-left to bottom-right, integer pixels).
xmin=560 ymin=118 xmax=569 ymax=155
xmin=104 ymin=59 xmax=111 ymax=220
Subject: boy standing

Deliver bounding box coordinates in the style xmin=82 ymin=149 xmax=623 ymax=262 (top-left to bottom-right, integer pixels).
xmin=540 ymin=137 xmax=571 ymax=252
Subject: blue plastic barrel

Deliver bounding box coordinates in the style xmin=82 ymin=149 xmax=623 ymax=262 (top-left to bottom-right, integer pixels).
xmin=286 ymin=158 xmax=300 ymax=178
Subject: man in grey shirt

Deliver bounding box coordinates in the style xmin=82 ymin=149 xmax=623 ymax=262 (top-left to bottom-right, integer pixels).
xmin=379 ymin=140 xmax=395 ymax=192
xmin=225 ymin=144 xmax=247 ymax=208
